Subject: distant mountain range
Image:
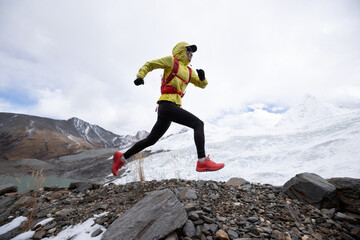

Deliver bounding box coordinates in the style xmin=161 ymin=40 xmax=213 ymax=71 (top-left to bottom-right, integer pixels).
xmin=0 ymin=112 xmax=148 ymax=160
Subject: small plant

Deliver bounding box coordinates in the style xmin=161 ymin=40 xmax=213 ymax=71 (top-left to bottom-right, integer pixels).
xmin=32 ymin=168 xmax=45 ymax=191
xmin=25 ymin=168 xmax=45 ymax=230
xmin=135 ymin=153 xmax=145 ymax=182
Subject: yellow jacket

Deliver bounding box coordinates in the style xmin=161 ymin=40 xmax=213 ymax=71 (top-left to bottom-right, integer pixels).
xmin=136 ymin=42 xmax=208 ymax=106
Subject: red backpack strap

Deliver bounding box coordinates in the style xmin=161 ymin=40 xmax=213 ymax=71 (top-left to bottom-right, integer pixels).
xmin=164 ymin=57 xmax=179 ymax=85
xmin=187 ymin=66 xmax=192 ymax=85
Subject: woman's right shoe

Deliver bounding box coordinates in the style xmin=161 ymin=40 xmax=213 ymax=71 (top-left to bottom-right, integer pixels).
xmin=196 ymin=155 xmax=224 ymax=172
xmin=112 ymin=151 xmax=125 ymax=176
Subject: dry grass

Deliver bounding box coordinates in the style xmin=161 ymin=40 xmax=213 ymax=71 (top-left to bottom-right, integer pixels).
xmin=25 ymin=168 xmax=45 ymax=230
xmin=135 ymin=153 xmax=145 ymax=182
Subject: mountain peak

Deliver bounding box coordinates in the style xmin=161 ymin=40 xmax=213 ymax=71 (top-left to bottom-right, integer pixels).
xmin=0 ymin=112 xmax=141 ymax=160
xmin=276 ymin=94 xmax=341 ymax=129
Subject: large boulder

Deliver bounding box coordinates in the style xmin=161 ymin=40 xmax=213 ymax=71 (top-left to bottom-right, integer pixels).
xmin=328 ymin=177 xmax=360 ymax=214
xmin=101 ymin=188 xmax=188 ymax=240
xmin=282 ymin=172 xmax=336 ymax=208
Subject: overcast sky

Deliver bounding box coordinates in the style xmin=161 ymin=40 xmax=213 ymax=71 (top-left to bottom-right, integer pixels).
xmin=1 ymin=0 xmax=359 ymax=135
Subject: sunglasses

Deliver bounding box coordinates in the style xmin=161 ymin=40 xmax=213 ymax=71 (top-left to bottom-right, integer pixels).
xmin=186 ymin=46 xmax=195 ymax=53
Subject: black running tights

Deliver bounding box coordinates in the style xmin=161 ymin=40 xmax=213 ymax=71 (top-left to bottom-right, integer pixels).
xmin=123 ymin=101 xmax=205 ymax=159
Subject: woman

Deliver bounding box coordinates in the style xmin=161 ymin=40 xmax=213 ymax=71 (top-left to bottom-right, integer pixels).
xmin=112 ymin=42 xmax=224 ymax=176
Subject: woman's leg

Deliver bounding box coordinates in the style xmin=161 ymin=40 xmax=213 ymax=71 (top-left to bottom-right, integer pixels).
xmin=159 ymin=101 xmax=206 ymax=158
xmin=123 ymin=112 xmax=171 ymax=159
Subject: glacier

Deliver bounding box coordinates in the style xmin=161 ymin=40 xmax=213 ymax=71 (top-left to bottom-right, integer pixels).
xmin=110 ymin=95 xmax=360 ymax=186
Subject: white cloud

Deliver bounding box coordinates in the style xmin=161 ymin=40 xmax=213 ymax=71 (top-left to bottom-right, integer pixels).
xmin=0 ymin=0 xmax=360 ymax=134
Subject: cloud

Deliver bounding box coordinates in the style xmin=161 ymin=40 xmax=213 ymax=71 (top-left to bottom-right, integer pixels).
xmin=0 ymin=0 xmax=360 ymax=134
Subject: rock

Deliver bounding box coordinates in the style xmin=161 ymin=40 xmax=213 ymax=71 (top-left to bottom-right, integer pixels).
xmin=1 ymin=177 xmax=359 ymax=240
xmin=33 ymin=229 xmax=46 ymax=240
xmin=91 ymin=228 xmax=103 ymax=237
xmin=226 ymin=178 xmax=248 ymax=187
xmin=216 ymin=229 xmax=230 ymax=240
xmin=227 ymin=229 xmax=239 ymax=239
xmin=247 ymin=216 xmax=259 ymax=223
xmin=282 ymin=172 xmax=336 ymax=208
xmin=268 ymin=193 xmax=276 ymax=200
xmin=335 ymin=212 xmax=358 ymax=224
xmin=328 ymin=177 xmax=360 ymax=214
xmin=178 ymin=187 xmax=198 ymax=200
xmin=184 ymin=202 xmax=197 ymax=212
xmin=0 ymin=183 xmax=17 ymax=195
xmin=68 ymin=182 xmax=99 ymax=192
xmin=9 ymin=196 xmax=36 ymax=211
xmin=101 ymin=189 xmax=187 ymax=240
xmin=183 ymin=220 xmax=196 ymax=237
xmin=165 ymin=231 xmax=179 ymax=240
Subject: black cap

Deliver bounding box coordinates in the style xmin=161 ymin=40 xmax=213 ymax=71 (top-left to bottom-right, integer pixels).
xmin=186 ymin=45 xmax=197 ymax=53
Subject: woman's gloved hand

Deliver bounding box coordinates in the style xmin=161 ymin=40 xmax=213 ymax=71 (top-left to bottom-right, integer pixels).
xmin=196 ymin=69 xmax=205 ymax=81
xmin=134 ymin=77 xmax=144 ymax=86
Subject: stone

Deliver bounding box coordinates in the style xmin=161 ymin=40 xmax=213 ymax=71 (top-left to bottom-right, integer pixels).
xmin=189 ymin=211 xmax=200 ymax=221
xmin=183 ymin=220 xmax=196 ymax=237
xmin=178 ymin=187 xmax=198 ymax=200
xmin=0 ymin=183 xmax=17 ymax=195
xmin=91 ymin=228 xmax=103 ymax=237
xmin=328 ymin=177 xmax=360 ymax=214
xmin=247 ymin=216 xmax=259 ymax=223
xmin=226 ymin=178 xmax=248 ymax=187
xmin=68 ymin=182 xmax=99 ymax=192
xmin=184 ymin=202 xmax=197 ymax=212
xmin=216 ymin=229 xmax=230 ymax=240
xmin=33 ymin=229 xmax=47 ymax=240
xmin=282 ymin=172 xmax=336 ymax=208
xmin=165 ymin=231 xmax=179 ymax=240
xmin=101 ymin=189 xmax=187 ymax=240
xmin=268 ymin=193 xmax=276 ymax=200
xmin=335 ymin=212 xmax=357 ymax=224
xmin=227 ymin=229 xmax=239 ymax=239
xmin=9 ymin=196 xmax=36 ymax=211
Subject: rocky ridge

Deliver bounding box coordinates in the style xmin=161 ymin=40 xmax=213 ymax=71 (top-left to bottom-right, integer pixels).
xmin=0 ymin=112 xmax=148 ymax=161
xmin=0 ymin=174 xmax=359 ymax=240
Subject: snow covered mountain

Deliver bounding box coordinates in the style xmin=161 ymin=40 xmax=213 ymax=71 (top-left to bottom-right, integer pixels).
xmin=111 ymin=96 xmax=360 ymax=186
xmin=275 ymin=94 xmax=349 ymax=129
xmin=0 ymin=113 xmax=147 ymax=160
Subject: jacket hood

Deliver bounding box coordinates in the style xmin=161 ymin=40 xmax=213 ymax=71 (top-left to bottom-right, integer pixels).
xmin=172 ymin=42 xmax=190 ymax=65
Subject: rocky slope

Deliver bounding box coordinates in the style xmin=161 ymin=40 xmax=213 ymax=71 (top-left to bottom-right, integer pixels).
xmin=0 ymin=112 xmax=147 ymax=161
xmin=0 ymin=174 xmax=359 ymax=240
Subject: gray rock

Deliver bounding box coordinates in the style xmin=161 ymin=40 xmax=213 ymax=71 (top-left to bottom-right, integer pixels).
xmin=0 ymin=183 xmax=17 ymax=195
xmin=91 ymin=228 xmax=103 ymax=237
xmin=183 ymin=220 xmax=196 ymax=237
xmin=335 ymin=212 xmax=357 ymax=224
xmin=68 ymin=182 xmax=99 ymax=192
xmin=226 ymin=178 xmax=248 ymax=187
xmin=178 ymin=187 xmax=198 ymax=200
xmin=328 ymin=177 xmax=360 ymax=214
xmin=184 ymin=202 xmax=197 ymax=212
xmin=227 ymin=229 xmax=239 ymax=239
xmin=247 ymin=216 xmax=259 ymax=223
xmin=165 ymin=231 xmax=178 ymax=240
xmin=267 ymin=193 xmax=276 ymax=200
xmin=282 ymin=172 xmax=336 ymax=208
xmin=101 ymin=189 xmax=187 ymax=240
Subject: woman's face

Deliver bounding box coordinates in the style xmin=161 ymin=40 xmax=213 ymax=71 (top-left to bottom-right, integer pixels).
xmin=186 ymin=50 xmax=193 ymax=62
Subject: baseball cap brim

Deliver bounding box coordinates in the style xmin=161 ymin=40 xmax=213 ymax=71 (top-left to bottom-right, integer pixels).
xmin=186 ymin=45 xmax=197 ymax=53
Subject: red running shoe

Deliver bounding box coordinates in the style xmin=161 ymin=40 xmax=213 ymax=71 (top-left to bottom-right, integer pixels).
xmin=112 ymin=151 xmax=125 ymax=176
xmin=196 ymin=155 xmax=224 ymax=172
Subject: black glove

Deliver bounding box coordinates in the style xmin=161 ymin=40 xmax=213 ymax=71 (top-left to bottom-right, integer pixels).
xmin=196 ymin=69 xmax=205 ymax=81
xmin=134 ymin=77 xmax=144 ymax=86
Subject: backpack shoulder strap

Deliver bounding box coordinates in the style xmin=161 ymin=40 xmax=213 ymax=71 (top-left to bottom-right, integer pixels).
xmin=163 ymin=57 xmax=179 ymax=85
